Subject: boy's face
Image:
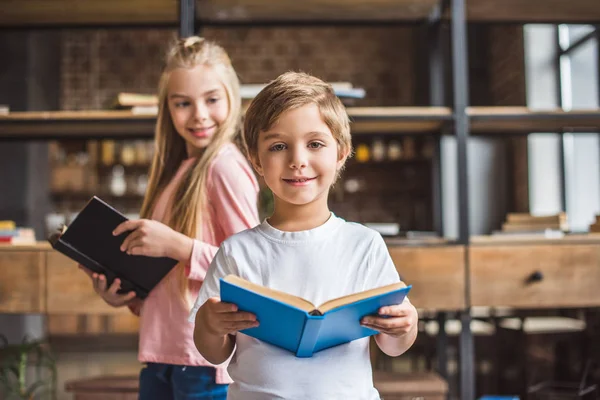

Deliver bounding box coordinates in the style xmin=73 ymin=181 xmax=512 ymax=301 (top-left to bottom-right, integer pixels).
xmin=252 ymin=103 xmax=347 ymax=208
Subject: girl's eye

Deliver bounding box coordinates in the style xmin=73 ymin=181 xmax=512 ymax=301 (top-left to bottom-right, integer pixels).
xmin=308 ymin=142 xmax=324 ymax=149
xmin=174 ymin=101 xmax=190 ymax=108
xmin=269 ymin=143 xmax=286 ymax=152
xmin=207 ymin=97 xmax=220 ymax=104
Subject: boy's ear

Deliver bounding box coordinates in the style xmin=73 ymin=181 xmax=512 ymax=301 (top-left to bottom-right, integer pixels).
xmin=336 ymin=146 xmax=350 ymax=170
xmin=250 ymin=154 xmax=264 ymax=176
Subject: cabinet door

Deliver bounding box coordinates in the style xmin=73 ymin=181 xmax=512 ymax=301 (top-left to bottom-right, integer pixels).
xmin=470 ymin=243 xmax=600 ymax=308
xmin=46 ymin=251 xmax=129 ymax=315
xmin=388 ymin=245 xmax=466 ymax=311
xmin=0 ymin=250 xmax=45 ymax=313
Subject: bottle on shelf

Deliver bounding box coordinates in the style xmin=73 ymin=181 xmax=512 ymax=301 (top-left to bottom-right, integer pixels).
xmin=110 ymin=165 xmax=127 ymax=197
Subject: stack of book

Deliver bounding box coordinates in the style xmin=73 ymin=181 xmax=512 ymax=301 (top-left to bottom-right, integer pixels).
xmin=0 ymin=221 xmax=36 ymax=245
xmin=589 ymin=215 xmax=600 ymax=233
xmin=112 ymin=82 xmax=366 ymax=115
xmin=112 ymin=93 xmax=159 ymax=115
xmin=500 ymin=212 xmax=568 ymax=234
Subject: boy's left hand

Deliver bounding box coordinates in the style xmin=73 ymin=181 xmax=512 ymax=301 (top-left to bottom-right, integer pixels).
xmin=361 ymin=300 xmax=418 ymax=338
xmin=113 ymin=219 xmax=190 ymax=260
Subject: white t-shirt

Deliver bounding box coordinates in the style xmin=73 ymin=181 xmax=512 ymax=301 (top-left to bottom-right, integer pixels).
xmin=189 ymin=213 xmax=401 ymax=400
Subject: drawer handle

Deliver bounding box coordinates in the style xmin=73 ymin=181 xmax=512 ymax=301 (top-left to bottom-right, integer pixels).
xmin=526 ymin=270 xmax=544 ymax=284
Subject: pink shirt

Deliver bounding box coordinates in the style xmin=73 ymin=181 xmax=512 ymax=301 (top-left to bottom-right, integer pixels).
xmin=135 ymin=143 xmax=259 ymax=384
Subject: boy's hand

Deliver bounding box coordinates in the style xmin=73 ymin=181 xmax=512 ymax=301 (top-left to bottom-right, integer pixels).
xmin=112 ymin=219 xmax=192 ymax=261
xmin=197 ymin=297 xmax=259 ymax=337
xmin=361 ymin=300 xmax=418 ymax=338
xmin=79 ymin=265 xmax=136 ymax=307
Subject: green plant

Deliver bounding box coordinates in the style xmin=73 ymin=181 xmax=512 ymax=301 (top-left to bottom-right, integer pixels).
xmin=0 ymin=334 xmax=57 ymax=400
xmin=258 ymin=186 xmax=274 ymax=220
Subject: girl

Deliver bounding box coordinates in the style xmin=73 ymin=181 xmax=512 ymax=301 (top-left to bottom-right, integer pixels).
xmin=80 ymin=36 xmax=259 ymax=400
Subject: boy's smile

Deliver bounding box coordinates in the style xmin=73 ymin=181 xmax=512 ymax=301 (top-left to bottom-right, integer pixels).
xmin=282 ymin=176 xmax=317 ymax=186
xmin=253 ymin=104 xmax=347 ymax=211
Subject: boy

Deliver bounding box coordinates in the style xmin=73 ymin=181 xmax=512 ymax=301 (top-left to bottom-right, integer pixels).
xmin=189 ymin=72 xmax=418 ymax=399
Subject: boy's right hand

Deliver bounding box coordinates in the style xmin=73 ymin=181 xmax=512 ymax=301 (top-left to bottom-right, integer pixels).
xmin=197 ymin=297 xmax=259 ymax=336
xmin=79 ymin=265 xmax=136 ymax=307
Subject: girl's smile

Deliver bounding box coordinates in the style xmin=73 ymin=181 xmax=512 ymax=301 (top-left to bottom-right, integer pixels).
xmin=188 ymin=125 xmax=216 ymax=138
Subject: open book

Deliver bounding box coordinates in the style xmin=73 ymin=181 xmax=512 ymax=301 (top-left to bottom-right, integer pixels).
xmin=48 ymin=196 xmax=178 ymax=299
xmin=220 ymin=275 xmax=411 ymax=357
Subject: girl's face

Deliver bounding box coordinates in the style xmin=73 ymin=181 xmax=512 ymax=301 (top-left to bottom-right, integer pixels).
xmin=167 ymin=65 xmax=230 ymax=158
xmin=253 ymin=103 xmax=347 ymax=208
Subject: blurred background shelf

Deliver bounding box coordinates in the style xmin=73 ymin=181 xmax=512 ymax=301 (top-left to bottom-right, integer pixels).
xmin=0 ymin=111 xmax=156 ymax=140
xmin=2 ymin=0 xmax=600 ymax=26
xmin=348 ymin=107 xmax=452 ymax=135
xmin=468 ymin=107 xmax=600 ymax=134
xmin=0 ymin=107 xmax=454 ymax=139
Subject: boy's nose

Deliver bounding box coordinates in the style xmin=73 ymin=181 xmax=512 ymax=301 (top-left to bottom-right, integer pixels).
xmin=289 ymin=149 xmax=308 ymax=170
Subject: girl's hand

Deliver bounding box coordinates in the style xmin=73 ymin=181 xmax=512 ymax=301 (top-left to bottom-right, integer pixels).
xmin=361 ymin=300 xmax=418 ymax=338
xmin=79 ymin=265 xmax=136 ymax=307
xmin=197 ymin=297 xmax=259 ymax=337
xmin=112 ymin=219 xmax=192 ymax=260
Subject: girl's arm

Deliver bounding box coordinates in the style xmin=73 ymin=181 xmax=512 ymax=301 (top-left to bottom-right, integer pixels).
xmin=113 ymin=152 xmax=259 ymax=280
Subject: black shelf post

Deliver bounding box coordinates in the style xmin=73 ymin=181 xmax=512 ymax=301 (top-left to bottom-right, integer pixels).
xmin=428 ymin=0 xmax=449 ymax=383
xmin=179 ymin=0 xmax=196 ymax=38
xmin=429 ymin=0 xmax=447 ymax=238
xmin=450 ymin=0 xmax=474 ymax=399
xmin=555 ymin=26 xmax=569 ymax=214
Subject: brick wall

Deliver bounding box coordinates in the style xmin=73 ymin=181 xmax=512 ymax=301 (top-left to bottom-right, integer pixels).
xmin=61 ymin=26 xmax=417 ymax=110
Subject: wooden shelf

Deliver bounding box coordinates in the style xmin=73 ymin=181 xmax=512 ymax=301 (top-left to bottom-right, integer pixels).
xmin=348 ymin=107 xmax=452 ymax=134
xmin=471 ymin=233 xmax=600 ymax=246
xmin=4 ymin=0 xmax=598 ymax=26
xmin=0 ymin=110 xmax=156 ymax=140
xmin=468 ymin=107 xmax=600 ymax=135
xmin=0 ymin=108 xmax=453 ymax=139
xmin=0 ymin=0 xmax=441 ymax=27
xmin=8 ymin=107 xmax=600 ymax=138
xmin=465 ymin=0 xmax=600 ymax=23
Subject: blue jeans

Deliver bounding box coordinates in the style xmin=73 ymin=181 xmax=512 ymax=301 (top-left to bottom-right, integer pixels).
xmin=139 ymin=363 xmax=228 ymax=400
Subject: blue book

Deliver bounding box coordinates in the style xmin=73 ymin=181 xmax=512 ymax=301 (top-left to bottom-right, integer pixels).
xmin=220 ymin=275 xmax=412 ymax=358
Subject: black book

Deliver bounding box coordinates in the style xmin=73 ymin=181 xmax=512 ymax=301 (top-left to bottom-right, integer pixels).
xmin=48 ymin=196 xmax=179 ymax=299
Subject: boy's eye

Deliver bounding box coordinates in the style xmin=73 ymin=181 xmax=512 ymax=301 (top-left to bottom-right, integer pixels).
xmin=269 ymin=143 xmax=286 ymax=152
xmin=308 ymin=142 xmax=324 ymax=149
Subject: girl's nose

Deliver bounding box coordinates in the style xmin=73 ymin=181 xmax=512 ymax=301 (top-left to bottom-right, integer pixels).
xmin=195 ymin=102 xmax=209 ymax=121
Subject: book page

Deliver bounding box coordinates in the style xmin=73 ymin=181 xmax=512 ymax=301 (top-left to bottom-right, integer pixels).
xmin=223 ymin=275 xmax=317 ymax=313
xmin=317 ymin=281 xmax=407 ymax=314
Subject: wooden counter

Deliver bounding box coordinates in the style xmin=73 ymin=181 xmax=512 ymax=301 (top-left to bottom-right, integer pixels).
xmin=5 ymin=235 xmax=599 ymax=319
xmin=0 ymin=246 xmax=46 ymax=313
xmin=0 ymin=241 xmax=466 ymax=316
xmin=387 ymin=243 xmax=466 ymax=311
xmin=469 ymin=235 xmax=600 ymax=308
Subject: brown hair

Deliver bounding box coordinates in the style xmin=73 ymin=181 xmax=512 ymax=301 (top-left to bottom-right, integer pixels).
xmin=243 ymin=71 xmax=352 ymax=164
xmin=140 ymin=36 xmax=243 ymax=305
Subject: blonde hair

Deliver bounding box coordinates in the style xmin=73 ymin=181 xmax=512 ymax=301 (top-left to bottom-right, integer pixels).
xmin=244 ymin=71 xmax=352 ymax=164
xmin=140 ymin=36 xmax=243 ymax=305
